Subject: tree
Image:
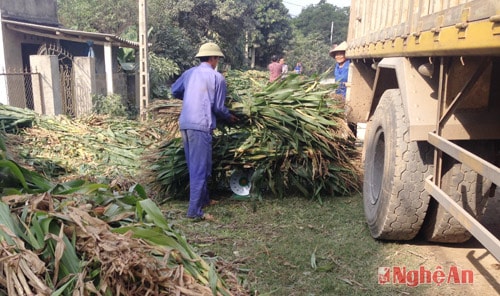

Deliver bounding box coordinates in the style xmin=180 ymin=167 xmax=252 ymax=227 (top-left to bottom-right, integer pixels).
xmin=57 ymin=0 xmax=137 ymax=35
xmin=158 ymin=0 xmax=257 ymax=70
xmin=57 ymin=0 xmax=258 ymax=72
xmin=250 ymin=0 xmax=292 ymax=68
xmin=284 ymin=31 xmax=332 ymax=76
xmin=280 ymin=0 xmax=350 ymax=76
xmin=292 ymin=0 xmax=349 ymax=45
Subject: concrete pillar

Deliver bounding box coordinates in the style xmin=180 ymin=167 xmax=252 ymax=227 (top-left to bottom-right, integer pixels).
xmin=29 ymin=55 xmax=62 ymax=115
xmin=73 ymin=57 xmax=96 ymax=116
xmin=104 ymin=43 xmax=113 ymax=95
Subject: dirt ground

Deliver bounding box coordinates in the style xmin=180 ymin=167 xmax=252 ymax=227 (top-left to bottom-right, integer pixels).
xmin=413 ymin=188 xmax=500 ymax=296
xmin=355 ymin=127 xmax=499 ymax=295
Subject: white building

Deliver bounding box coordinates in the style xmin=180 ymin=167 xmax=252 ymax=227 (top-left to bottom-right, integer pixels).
xmin=0 ymin=0 xmax=139 ymax=116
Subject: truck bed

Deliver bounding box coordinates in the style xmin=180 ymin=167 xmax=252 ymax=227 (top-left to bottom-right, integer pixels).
xmin=347 ymin=0 xmax=500 ymax=58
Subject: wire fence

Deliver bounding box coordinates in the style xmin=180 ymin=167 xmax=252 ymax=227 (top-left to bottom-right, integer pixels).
xmin=0 ymin=68 xmax=39 ymax=110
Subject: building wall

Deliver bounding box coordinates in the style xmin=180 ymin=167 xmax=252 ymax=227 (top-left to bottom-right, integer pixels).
xmin=2 ymin=26 xmax=51 ymax=70
xmin=0 ymin=25 xmax=48 ymax=107
xmin=96 ymin=72 xmax=128 ymax=100
xmin=2 ymin=27 xmax=25 ymax=70
xmin=0 ymin=0 xmax=58 ymax=25
xmin=0 ymin=0 xmax=136 ymax=114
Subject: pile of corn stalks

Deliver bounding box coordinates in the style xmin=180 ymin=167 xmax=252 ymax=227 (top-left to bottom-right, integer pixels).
xmin=0 ymin=104 xmax=167 ymax=184
xmin=145 ymin=70 xmax=360 ymax=201
xmin=0 ymin=134 xmax=244 ymax=295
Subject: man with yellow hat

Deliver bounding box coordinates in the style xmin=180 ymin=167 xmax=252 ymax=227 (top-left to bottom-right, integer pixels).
xmin=329 ymin=41 xmax=350 ymax=99
xmin=172 ymin=42 xmax=238 ymax=220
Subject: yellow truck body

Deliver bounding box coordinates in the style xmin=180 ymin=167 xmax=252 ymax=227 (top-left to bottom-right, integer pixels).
xmin=346 ymin=0 xmax=500 ymax=260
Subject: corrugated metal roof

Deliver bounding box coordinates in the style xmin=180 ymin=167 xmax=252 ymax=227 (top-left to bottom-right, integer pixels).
xmin=2 ymin=19 xmax=139 ymax=48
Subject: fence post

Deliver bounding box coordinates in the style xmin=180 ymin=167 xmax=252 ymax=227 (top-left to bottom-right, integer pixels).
xmin=29 ymin=55 xmax=62 ymax=115
xmin=73 ymin=57 xmax=96 ymax=116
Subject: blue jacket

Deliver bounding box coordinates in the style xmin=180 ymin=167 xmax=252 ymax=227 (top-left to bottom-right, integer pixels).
xmin=172 ymin=63 xmax=231 ymax=132
xmin=334 ymin=59 xmax=350 ymax=98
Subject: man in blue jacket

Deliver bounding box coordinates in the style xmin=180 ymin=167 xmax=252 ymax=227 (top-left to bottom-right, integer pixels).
xmin=171 ymin=42 xmax=238 ymax=220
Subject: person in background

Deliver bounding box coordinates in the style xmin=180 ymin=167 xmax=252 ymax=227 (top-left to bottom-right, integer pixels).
xmin=268 ymin=55 xmax=282 ymax=82
xmin=329 ymin=41 xmax=356 ymax=136
xmin=171 ymin=42 xmax=238 ymax=221
xmin=329 ymin=41 xmax=350 ymax=99
xmin=280 ymin=58 xmax=288 ymax=77
xmin=294 ymin=62 xmax=302 ymax=74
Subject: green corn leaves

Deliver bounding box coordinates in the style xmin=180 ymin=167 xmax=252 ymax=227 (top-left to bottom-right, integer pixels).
xmin=0 ymin=133 xmax=234 ymax=295
xmin=150 ymin=70 xmax=361 ymax=201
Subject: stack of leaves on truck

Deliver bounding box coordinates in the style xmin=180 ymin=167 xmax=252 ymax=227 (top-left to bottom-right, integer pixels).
xmin=0 ymin=133 xmax=243 ymax=295
xmin=146 ymin=71 xmax=360 ymax=201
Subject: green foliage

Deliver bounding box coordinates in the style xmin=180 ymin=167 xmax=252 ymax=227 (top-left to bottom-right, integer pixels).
xmin=92 ymin=94 xmax=129 ymax=117
xmin=251 ymin=0 xmax=293 ymax=67
xmin=57 ymin=0 xmax=350 ymax=81
xmin=117 ymin=27 xmax=143 ymax=71
xmin=155 ymin=0 xmax=257 ymax=71
xmin=148 ymin=71 xmax=360 ymax=202
xmin=1 ymin=125 xmax=235 ymax=295
xmin=148 ymin=21 xmax=198 ymax=71
xmin=149 ymin=52 xmax=180 ymax=98
xmin=282 ymin=1 xmax=350 ymax=76
xmin=0 ymin=104 xmax=35 ymax=133
xmin=57 ymin=0 xmax=137 ymax=34
xmin=0 ymin=131 xmax=53 ymax=196
xmin=284 ymin=32 xmax=334 ymax=76
xmin=0 ymin=178 xmax=233 ymax=294
xmin=292 ymin=1 xmax=350 ymax=45
xmin=115 ymin=27 xmax=180 ymax=98
xmin=149 ymin=137 xmax=189 ymax=199
xmin=5 ymin=108 xmax=157 ymax=182
xmin=58 ymin=0 xmax=260 ymax=71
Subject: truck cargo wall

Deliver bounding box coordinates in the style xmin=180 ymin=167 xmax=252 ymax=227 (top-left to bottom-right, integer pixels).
xmin=347 ymin=0 xmax=500 ymax=58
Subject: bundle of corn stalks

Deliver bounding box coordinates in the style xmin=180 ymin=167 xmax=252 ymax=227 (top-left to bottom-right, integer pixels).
xmin=145 ymin=70 xmax=360 ymax=201
xmin=0 ymin=135 xmax=244 ymax=295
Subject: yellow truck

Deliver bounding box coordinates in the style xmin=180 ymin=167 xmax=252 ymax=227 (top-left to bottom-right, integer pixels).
xmin=346 ymin=0 xmax=500 ymax=260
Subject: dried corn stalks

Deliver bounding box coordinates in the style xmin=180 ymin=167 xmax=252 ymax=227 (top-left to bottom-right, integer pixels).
xmin=0 ymin=104 xmax=167 ymax=184
xmin=0 ymin=191 xmax=238 ymax=295
xmin=0 ymin=134 xmax=243 ymax=295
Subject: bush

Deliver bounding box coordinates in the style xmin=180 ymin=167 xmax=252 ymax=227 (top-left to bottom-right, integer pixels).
xmin=92 ymin=94 xmax=128 ymax=117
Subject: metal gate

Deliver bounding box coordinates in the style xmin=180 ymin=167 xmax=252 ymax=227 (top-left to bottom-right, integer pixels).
xmin=0 ymin=68 xmax=40 ymax=110
xmin=38 ymin=43 xmax=75 ymax=117
xmin=60 ymin=64 xmax=75 ymax=116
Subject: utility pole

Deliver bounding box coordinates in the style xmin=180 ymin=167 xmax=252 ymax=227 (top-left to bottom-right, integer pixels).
xmin=330 ymin=21 xmax=334 ymax=45
xmin=138 ymin=0 xmax=149 ymax=119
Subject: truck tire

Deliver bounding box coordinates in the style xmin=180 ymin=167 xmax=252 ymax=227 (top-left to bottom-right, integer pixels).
xmin=422 ymin=142 xmax=494 ymax=243
xmin=363 ymin=89 xmax=433 ymax=240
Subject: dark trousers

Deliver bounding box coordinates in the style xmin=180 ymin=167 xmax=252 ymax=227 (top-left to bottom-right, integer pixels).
xmin=181 ymin=129 xmax=212 ymax=218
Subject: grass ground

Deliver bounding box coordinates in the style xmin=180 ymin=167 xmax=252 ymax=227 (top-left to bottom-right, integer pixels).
xmin=164 ymin=193 xmax=433 ymax=296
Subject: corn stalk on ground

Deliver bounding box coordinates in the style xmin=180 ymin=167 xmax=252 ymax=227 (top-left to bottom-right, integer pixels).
xmin=145 ymin=70 xmax=361 ymax=202
xmin=0 ymin=109 xmax=243 ymax=295
xmin=0 ymin=103 xmax=171 ymax=186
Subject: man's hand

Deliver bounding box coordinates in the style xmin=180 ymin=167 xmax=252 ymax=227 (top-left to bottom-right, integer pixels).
xmin=228 ymin=113 xmax=239 ymax=123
